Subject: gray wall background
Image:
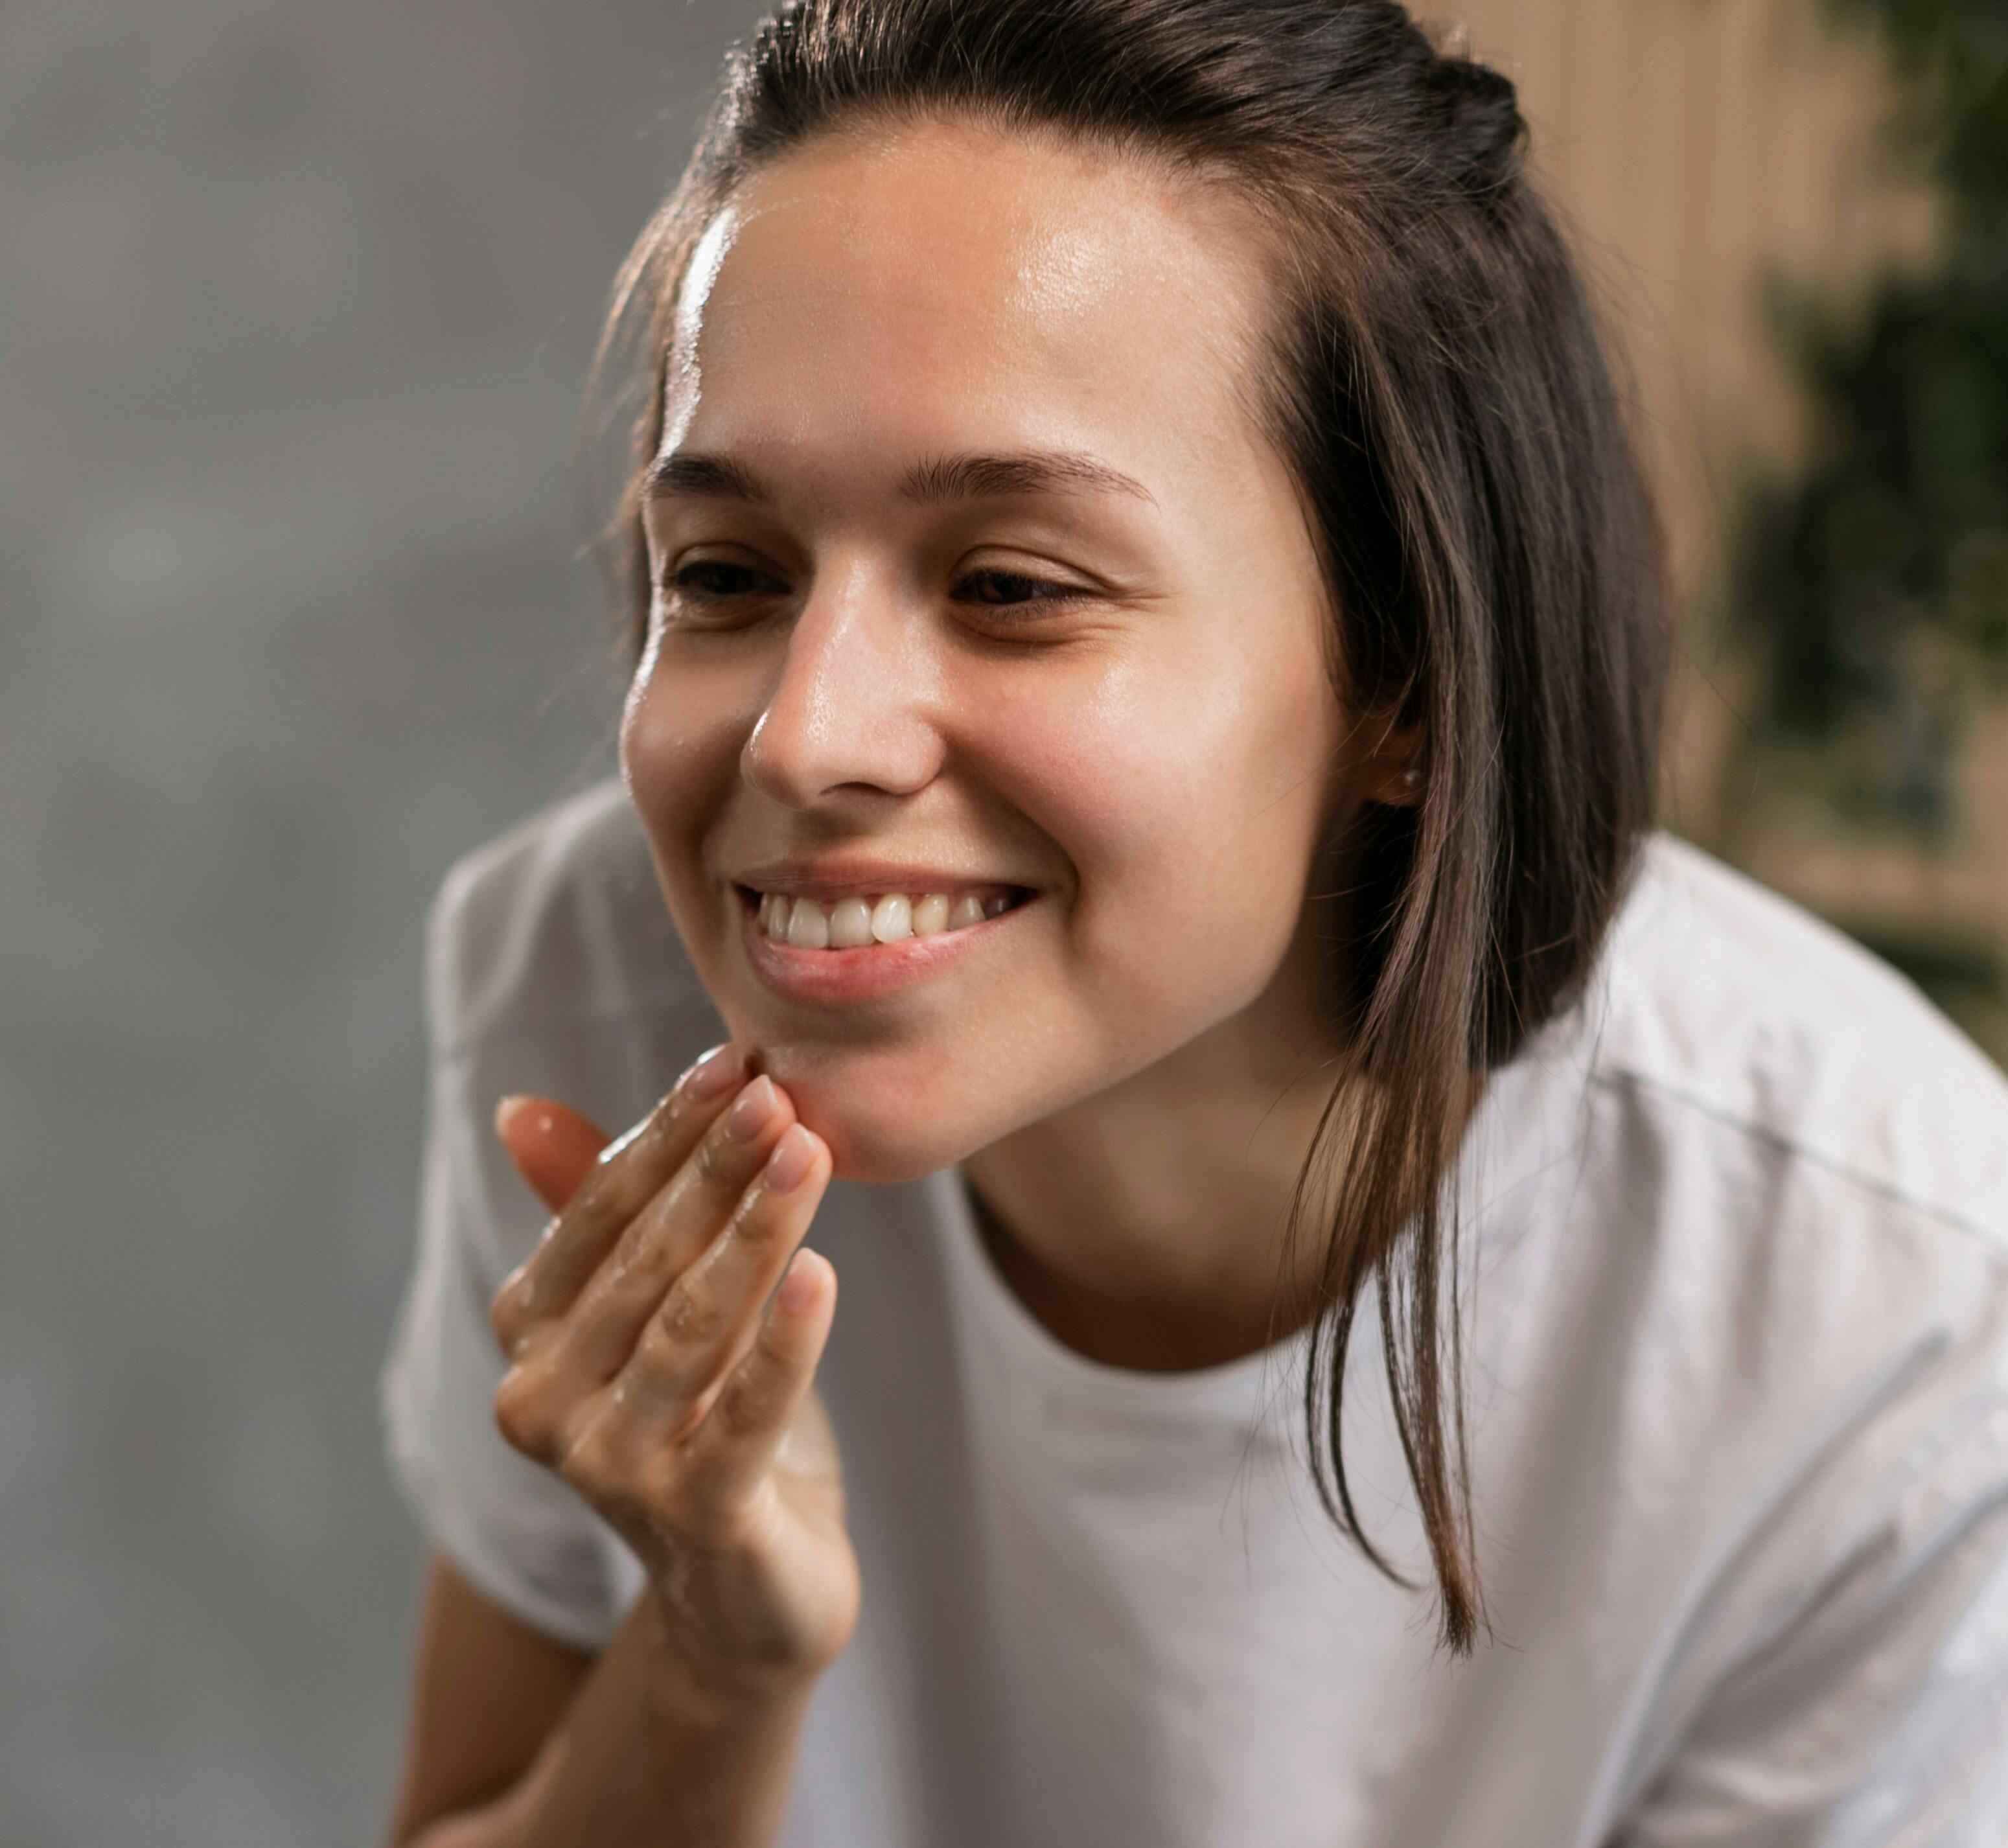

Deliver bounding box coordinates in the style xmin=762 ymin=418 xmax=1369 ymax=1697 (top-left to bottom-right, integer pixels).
xmin=2 ymin=5 xmax=748 ymax=1842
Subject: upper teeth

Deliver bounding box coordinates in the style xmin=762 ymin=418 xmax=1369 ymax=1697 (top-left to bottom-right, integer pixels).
xmin=756 ymin=890 xmax=1019 ymax=949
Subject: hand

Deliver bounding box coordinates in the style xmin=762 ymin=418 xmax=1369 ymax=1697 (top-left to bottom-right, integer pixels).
xmin=487 ymin=1046 xmax=859 ymax=1707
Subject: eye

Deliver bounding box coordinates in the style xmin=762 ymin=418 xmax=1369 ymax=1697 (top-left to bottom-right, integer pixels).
xmin=654 ymin=557 xmax=1091 ymax=627
xmin=660 ymin=559 xmax=782 ymax=608
xmin=953 ymin=568 xmax=1089 ymax=622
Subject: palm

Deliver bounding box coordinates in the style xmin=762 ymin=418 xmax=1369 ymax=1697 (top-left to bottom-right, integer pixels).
xmin=502 ymin=1093 xmax=857 ymax=1669
xmin=748 ymin=1385 xmax=860 ymax=1662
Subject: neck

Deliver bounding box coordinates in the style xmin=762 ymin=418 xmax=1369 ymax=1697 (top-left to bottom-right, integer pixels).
xmin=959 ymin=1006 xmax=1354 ymax=1374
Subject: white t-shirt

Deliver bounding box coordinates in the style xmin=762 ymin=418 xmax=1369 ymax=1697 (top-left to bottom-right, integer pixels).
xmin=380 ymin=775 xmax=2008 ymax=1847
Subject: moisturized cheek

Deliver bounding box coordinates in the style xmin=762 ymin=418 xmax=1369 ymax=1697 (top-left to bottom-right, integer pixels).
xmin=1107 ymin=652 xmax=1324 ymax=1016
xmin=1010 ymin=665 xmax=1225 ymax=968
xmin=619 ymin=621 xmax=664 ymax=751
xmin=619 ymin=664 xmax=750 ymax=834
xmin=1111 ymin=662 xmax=1247 ymax=857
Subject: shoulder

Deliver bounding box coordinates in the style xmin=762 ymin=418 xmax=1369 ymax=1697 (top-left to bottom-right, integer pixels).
xmin=426 ymin=775 xmax=704 ymax=1055
xmin=1582 ymin=829 xmax=2008 ymax=1255
xmin=1478 ymin=839 xmax=2008 ymax=1799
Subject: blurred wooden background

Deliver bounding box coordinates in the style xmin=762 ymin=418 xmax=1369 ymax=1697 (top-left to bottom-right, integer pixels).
xmin=1445 ymin=0 xmax=2008 ymax=1065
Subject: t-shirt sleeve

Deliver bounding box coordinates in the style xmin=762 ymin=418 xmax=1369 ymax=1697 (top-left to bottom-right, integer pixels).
xmin=376 ymin=862 xmax=638 ymax=1655
xmin=1608 ymin=1371 xmax=2008 ymax=1845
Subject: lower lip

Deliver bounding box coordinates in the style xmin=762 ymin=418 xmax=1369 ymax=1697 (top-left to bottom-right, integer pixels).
xmin=737 ymin=886 xmax=1039 ymax=1004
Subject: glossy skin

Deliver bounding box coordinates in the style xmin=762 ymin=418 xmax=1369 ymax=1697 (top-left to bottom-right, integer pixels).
xmin=623 ymin=117 xmax=1420 ymax=1372
xmin=486 ymin=1058 xmax=857 ymax=1701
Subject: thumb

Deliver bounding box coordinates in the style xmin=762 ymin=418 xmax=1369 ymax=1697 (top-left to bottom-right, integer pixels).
xmin=493 ymin=1094 xmax=613 ymax=1216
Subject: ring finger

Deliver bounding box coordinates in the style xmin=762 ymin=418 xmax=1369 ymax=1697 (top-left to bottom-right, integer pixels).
xmin=612 ymin=1121 xmax=824 ymax=1441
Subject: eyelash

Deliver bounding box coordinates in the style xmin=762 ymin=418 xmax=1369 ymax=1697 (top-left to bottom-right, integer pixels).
xmin=656 ymin=560 xmax=1087 ymax=625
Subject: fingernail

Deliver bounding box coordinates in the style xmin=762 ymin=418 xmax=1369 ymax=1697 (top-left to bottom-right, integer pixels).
xmin=763 ymin=1124 xmax=815 ymax=1192
xmin=724 ymin=1074 xmax=778 ymax=1140
xmin=683 ymin=1043 xmax=743 ymax=1102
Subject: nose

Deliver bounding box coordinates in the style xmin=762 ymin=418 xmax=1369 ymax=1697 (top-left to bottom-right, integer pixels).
xmin=742 ymin=573 xmax=945 ymax=808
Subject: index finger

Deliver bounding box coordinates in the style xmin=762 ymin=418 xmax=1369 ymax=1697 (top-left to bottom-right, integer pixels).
xmin=490 ymin=1043 xmax=757 ymax=1351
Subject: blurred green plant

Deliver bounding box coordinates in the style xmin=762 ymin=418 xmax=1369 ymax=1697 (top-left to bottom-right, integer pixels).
xmin=1722 ymin=0 xmax=2008 ymax=848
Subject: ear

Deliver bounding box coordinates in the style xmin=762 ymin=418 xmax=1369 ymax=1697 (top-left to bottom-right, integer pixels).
xmin=1360 ymin=719 xmax=1426 ymax=808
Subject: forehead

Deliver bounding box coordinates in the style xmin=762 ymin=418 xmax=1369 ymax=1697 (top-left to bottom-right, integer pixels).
xmin=660 ymin=119 xmax=1274 ymax=476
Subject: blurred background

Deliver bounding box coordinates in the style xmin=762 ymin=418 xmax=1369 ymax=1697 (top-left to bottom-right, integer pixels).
xmin=3 ymin=0 xmax=2002 ymax=1842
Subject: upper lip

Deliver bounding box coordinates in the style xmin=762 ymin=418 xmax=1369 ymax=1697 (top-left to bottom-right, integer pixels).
xmin=729 ymin=857 xmax=1037 ymax=903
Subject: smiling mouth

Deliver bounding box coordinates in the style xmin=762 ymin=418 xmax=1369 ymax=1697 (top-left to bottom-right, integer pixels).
xmin=735 ymin=883 xmax=1038 ymax=950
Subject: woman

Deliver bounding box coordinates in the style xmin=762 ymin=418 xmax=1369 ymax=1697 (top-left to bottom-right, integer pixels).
xmin=378 ymin=0 xmax=2008 ymax=1842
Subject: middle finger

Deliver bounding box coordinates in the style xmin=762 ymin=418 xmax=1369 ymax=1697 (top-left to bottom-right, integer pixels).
xmin=550 ymin=1073 xmax=796 ymax=1385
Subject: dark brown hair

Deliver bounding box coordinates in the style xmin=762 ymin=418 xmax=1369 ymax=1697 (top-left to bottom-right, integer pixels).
xmin=588 ymin=0 xmax=1672 ymax=1657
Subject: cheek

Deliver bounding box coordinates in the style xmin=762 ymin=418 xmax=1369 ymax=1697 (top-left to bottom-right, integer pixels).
xmin=1039 ymin=649 xmax=1327 ymax=905
xmin=619 ymin=656 xmax=746 ymax=834
xmin=618 ymin=660 xmax=758 ymax=966
xmin=998 ymin=654 xmax=1328 ymax=1027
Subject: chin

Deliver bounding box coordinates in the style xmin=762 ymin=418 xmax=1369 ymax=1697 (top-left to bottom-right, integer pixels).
xmin=789 ymin=1093 xmax=980 ymax=1187
xmin=736 ymin=1039 xmax=1017 ymax=1186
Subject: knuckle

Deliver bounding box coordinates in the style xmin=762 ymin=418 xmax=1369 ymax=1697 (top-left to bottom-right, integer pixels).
xmin=693 ymin=1126 xmax=749 ymax=1190
xmin=622 ymin=1210 xmax=682 ymax=1290
xmin=628 ymin=1330 xmax=707 ymax=1438
xmin=714 ymin=1363 xmax=778 ymax=1441
xmin=556 ymin=1420 xmax=629 ymax=1504
xmin=730 ymin=1188 xmax=783 ymax=1245
xmin=491 ymin=1369 xmax=557 ymax=1462
xmin=658 ymin=1279 xmax=726 ymax=1348
xmin=489 ymin=1273 xmax=530 ymax=1350
xmin=565 ymin=1170 xmax=615 ymax=1232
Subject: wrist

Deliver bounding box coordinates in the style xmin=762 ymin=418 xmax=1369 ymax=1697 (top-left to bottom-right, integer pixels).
xmin=632 ymin=1593 xmax=827 ymax=1732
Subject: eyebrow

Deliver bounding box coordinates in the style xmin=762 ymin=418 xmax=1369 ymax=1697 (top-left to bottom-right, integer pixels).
xmin=643 ymin=447 xmax=1159 ymax=510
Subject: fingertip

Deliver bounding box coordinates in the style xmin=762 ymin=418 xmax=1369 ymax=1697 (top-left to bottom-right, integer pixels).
xmin=781 ymin=1245 xmax=831 ymax=1313
xmin=496 ymin=1093 xmax=565 ymax=1144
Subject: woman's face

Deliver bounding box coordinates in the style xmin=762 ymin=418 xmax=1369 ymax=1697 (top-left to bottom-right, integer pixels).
xmin=623 ymin=117 xmax=1392 ymax=1183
